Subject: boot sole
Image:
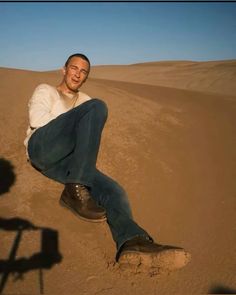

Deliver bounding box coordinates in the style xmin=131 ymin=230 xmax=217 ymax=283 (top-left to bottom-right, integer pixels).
xmin=59 ymin=198 xmax=107 ymax=223
xmin=118 ymin=248 xmax=191 ymax=274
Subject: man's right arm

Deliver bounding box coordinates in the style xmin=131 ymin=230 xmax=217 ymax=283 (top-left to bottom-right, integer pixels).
xmin=29 ymin=84 xmax=56 ymax=129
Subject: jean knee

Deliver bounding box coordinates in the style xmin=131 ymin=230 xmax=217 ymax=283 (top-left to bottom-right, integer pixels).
xmin=92 ymin=98 xmax=108 ymax=120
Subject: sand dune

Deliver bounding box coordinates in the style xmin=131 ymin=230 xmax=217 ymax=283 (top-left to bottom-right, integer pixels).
xmin=90 ymin=60 xmax=236 ymax=96
xmin=0 ymin=61 xmax=236 ymax=294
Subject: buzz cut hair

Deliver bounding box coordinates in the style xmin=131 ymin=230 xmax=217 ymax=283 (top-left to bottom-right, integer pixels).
xmin=65 ymin=53 xmax=91 ymax=69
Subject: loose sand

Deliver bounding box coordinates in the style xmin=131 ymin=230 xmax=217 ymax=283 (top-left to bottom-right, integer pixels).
xmin=0 ymin=60 xmax=236 ymax=294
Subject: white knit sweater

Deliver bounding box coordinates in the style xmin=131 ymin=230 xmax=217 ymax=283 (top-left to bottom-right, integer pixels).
xmin=24 ymin=83 xmax=91 ymax=149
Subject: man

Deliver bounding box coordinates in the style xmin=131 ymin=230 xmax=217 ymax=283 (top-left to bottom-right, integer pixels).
xmin=24 ymin=53 xmax=191 ymax=272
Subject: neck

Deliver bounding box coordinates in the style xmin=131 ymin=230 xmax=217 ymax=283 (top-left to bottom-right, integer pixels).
xmin=57 ymin=83 xmax=78 ymax=95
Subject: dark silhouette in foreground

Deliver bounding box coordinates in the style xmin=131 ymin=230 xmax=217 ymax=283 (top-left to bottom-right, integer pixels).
xmin=0 ymin=217 xmax=62 ymax=294
xmin=0 ymin=158 xmax=16 ymax=196
xmin=209 ymin=284 xmax=236 ymax=294
xmin=0 ymin=157 xmax=62 ymax=293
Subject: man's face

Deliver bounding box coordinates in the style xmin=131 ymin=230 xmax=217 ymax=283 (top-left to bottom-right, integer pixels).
xmin=62 ymin=57 xmax=90 ymax=93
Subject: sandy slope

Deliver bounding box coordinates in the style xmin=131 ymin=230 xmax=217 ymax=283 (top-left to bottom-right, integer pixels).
xmin=0 ymin=61 xmax=236 ymax=294
xmin=90 ymin=60 xmax=236 ymax=96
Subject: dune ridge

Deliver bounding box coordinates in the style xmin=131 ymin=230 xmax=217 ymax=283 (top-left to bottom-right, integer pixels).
xmin=90 ymin=60 xmax=236 ymax=96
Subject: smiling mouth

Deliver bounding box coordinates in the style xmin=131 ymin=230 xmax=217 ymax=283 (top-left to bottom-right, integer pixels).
xmin=72 ymin=79 xmax=80 ymax=83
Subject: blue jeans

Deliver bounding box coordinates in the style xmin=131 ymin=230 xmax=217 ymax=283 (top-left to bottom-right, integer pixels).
xmin=28 ymin=98 xmax=151 ymax=257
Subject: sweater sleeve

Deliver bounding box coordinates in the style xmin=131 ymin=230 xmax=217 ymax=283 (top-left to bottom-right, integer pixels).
xmin=28 ymin=84 xmax=56 ymax=128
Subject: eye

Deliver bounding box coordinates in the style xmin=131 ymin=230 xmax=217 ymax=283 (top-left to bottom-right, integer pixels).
xmin=81 ymin=69 xmax=88 ymax=75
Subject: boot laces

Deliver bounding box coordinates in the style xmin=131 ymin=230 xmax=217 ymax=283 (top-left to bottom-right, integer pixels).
xmin=75 ymin=184 xmax=90 ymax=201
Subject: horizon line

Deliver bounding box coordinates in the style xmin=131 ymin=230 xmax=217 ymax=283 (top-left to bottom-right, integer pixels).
xmin=0 ymin=58 xmax=236 ymax=72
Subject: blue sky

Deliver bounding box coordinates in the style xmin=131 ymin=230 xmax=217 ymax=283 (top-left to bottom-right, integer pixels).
xmin=0 ymin=2 xmax=236 ymax=71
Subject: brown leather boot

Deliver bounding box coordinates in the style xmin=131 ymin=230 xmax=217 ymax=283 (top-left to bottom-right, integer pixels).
xmin=60 ymin=183 xmax=106 ymax=222
xmin=117 ymin=236 xmax=191 ymax=274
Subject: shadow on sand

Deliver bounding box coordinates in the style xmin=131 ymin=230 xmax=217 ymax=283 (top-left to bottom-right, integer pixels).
xmin=0 ymin=158 xmax=16 ymax=196
xmin=208 ymin=284 xmax=236 ymax=294
xmin=0 ymin=158 xmax=63 ymax=293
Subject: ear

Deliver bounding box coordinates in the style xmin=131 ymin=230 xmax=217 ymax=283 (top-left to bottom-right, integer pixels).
xmin=62 ymin=66 xmax=66 ymax=76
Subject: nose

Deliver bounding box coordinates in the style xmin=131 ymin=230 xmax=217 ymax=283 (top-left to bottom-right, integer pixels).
xmin=75 ymin=70 xmax=80 ymax=78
